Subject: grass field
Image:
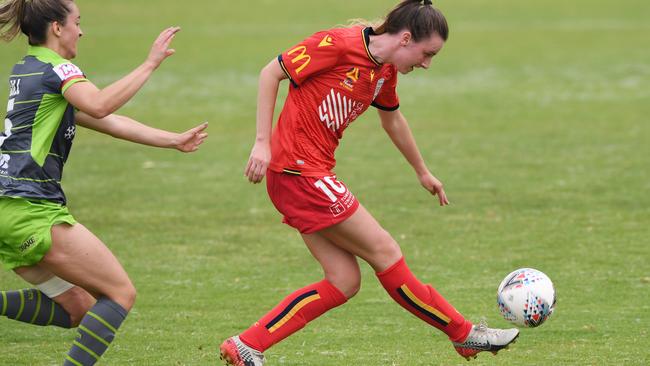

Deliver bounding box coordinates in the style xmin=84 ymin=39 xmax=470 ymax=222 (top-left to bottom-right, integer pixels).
xmin=1 ymin=0 xmax=649 ymax=365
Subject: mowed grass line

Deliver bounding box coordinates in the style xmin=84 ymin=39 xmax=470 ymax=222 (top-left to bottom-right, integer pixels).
xmin=1 ymin=0 xmax=649 ymax=365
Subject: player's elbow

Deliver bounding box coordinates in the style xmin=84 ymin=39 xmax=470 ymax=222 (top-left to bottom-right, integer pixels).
xmin=84 ymin=105 xmax=111 ymax=120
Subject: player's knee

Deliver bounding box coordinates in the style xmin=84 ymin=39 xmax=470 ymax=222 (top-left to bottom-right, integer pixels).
xmin=371 ymin=230 xmax=402 ymax=265
xmin=327 ymin=270 xmax=361 ymax=299
xmin=113 ymin=282 xmax=137 ymax=311
xmin=56 ymin=287 xmax=96 ymax=327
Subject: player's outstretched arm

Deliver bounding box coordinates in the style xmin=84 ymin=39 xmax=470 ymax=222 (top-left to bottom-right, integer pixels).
xmin=75 ymin=111 xmax=208 ymax=152
xmin=377 ymin=109 xmax=449 ymax=206
xmin=64 ymin=27 xmax=181 ymax=119
xmin=245 ymin=58 xmax=287 ymax=183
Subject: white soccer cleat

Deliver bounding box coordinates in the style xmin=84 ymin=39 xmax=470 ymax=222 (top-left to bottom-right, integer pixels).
xmin=452 ymin=320 xmax=519 ymax=360
xmin=219 ymin=336 xmax=266 ymax=366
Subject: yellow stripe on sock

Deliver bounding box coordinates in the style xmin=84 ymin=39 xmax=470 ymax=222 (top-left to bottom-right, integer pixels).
xmin=65 ymin=355 xmax=83 ymax=366
xmin=79 ymin=325 xmax=110 ymax=347
xmin=400 ymin=284 xmax=452 ymax=324
xmin=73 ymin=340 xmax=100 ymax=360
xmin=1 ymin=291 xmax=6 ymax=316
xmin=30 ymin=290 xmax=41 ymax=324
xmin=268 ymin=294 xmax=321 ymax=333
xmin=47 ymin=300 xmax=55 ymax=326
xmin=86 ymin=311 xmax=117 ymax=333
xmin=16 ymin=289 xmax=25 ymax=320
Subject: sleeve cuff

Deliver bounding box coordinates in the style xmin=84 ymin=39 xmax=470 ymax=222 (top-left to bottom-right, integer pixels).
xmin=277 ymin=55 xmax=298 ymax=88
xmin=371 ymin=102 xmax=399 ymax=111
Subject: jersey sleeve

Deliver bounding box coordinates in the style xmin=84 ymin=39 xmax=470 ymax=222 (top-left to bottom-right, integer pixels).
xmin=371 ymin=65 xmax=400 ymax=111
xmin=43 ymin=62 xmax=88 ymax=94
xmin=278 ymin=30 xmax=343 ymax=87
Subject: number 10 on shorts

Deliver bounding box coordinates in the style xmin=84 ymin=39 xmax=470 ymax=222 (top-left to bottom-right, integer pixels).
xmin=314 ymin=176 xmax=355 ymax=217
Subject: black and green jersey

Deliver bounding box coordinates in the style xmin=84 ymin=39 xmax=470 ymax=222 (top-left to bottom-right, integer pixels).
xmin=0 ymin=46 xmax=88 ymax=204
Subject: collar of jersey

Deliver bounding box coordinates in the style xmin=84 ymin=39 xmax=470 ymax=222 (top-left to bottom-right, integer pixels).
xmin=27 ymin=45 xmax=69 ymax=65
xmin=362 ymin=27 xmax=382 ymax=66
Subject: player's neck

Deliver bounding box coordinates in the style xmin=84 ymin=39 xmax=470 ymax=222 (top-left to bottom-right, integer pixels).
xmin=367 ymin=33 xmax=401 ymax=65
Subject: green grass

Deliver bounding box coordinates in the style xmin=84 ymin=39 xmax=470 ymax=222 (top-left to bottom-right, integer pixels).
xmin=1 ymin=0 xmax=649 ymax=364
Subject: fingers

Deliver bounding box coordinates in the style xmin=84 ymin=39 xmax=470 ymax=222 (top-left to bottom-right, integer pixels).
xmin=191 ymin=122 xmax=209 ymax=134
xmin=433 ymin=186 xmax=450 ymax=206
xmin=157 ymin=26 xmax=180 ymax=45
xmin=245 ymin=157 xmax=267 ymax=183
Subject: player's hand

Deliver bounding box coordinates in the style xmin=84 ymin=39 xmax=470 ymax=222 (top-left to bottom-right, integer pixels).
xmin=418 ymin=171 xmax=450 ymax=206
xmin=245 ymin=141 xmax=271 ymax=183
xmin=172 ymin=122 xmax=208 ymax=152
xmin=145 ymin=27 xmax=181 ymax=69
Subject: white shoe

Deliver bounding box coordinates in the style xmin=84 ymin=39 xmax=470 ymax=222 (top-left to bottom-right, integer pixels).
xmin=219 ymin=336 xmax=266 ymax=366
xmin=452 ymin=320 xmax=519 ymax=360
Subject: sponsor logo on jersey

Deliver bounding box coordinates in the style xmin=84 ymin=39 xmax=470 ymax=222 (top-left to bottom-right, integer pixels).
xmin=318 ymin=35 xmax=333 ymax=47
xmin=370 ymin=70 xmax=375 ymax=82
xmin=340 ymin=67 xmax=360 ymax=92
xmin=372 ymin=78 xmax=385 ymax=100
xmin=53 ymin=63 xmax=84 ymax=81
xmin=19 ymin=235 xmax=37 ymax=253
xmin=287 ymin=45 xmax=311 ymax=74
xmin=317 ymin=88 xmax=364 ymax=132
xmin=64 ymin=125 xmax=76 ymax=140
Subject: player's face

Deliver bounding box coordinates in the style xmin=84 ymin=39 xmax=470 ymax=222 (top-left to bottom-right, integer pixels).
xmin=392 ymin=32 xmax=445 ymax=74
xmin=57 ymin=2 xmax=83 ymax=59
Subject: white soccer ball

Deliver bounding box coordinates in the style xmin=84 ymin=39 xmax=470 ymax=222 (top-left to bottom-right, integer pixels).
xmin=497 ymin=268 xmax=556 ymax=327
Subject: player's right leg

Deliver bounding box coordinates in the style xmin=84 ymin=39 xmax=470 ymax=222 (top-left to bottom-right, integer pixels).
xmin=318 ymin=204 xmax=519 ymax=360
xmin=220 ymin=234 xmax=358 ymax=366
xmin=39 ymin=222 xmax=137 ymax=366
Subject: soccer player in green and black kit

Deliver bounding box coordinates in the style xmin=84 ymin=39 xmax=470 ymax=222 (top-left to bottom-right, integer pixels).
xmin=0 ymin=1 xmax=207 ymax=365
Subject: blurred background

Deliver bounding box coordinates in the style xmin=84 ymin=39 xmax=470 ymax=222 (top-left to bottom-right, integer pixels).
xmin=1 ymin=1 xmax=649 ymax=364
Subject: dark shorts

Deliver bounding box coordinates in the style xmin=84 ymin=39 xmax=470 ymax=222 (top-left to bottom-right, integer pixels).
xmin=266 ymin=171 xmax=359 ymax=234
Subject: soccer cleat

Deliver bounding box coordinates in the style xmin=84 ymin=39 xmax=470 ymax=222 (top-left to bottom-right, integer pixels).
xmin=452 ymin=320 xmax=519 ymax=361
xmin=220 ymin=336 xmax=266 ymax=366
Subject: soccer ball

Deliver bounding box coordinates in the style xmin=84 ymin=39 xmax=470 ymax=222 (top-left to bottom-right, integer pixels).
xmin=497 ymin=268 xmax=556 ymax=327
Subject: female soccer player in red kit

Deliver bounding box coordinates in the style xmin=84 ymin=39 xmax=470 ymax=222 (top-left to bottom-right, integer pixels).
xmin=221 ymin=1 xmax=519 ymax=364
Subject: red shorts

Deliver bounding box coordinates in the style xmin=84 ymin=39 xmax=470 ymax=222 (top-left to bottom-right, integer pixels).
xmin=266 ymin=170 xmax=359 ymax=234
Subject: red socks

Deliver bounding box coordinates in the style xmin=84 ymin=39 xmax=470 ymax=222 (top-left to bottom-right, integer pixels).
xmin=376 ymin=257 xmax=472 ymax=342
xmin=239 ymin=279 xmax=347 ymax=352
xmin=239 ymin=258 xmax=471 ymax=352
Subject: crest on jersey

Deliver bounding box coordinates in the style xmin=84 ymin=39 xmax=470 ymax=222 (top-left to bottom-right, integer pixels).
xmin=340 ymin=67 xmax=360 ymax=92
xmin=372 ymin=78 xmax=385 ymax=100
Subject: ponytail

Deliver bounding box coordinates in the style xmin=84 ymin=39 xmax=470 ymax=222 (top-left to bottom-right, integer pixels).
xmin=375 ymin=0 xmax=448 ymax=42
xmin=0 ymin=0 xmax=73 ymax=44
xmin=0 ymin=0 xmax=26 ymax=42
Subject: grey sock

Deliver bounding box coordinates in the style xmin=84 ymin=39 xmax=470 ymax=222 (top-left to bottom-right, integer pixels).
xmin=63 ymin=297 xmax=128 ymax=366
xmin=1 ymin=289 xmax=71 ymax=328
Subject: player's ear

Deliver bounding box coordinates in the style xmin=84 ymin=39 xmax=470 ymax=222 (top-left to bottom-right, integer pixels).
xmin=51 ymin=21 xmax=63 ymax=38
xmin=400 ymin=31 xmax=412 ymax=46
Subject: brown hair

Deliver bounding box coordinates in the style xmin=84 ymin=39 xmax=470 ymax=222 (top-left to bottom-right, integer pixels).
xmin=0 ymin=0 xmax=74 ymax=44
xmin=374 ymin=0 xmax=448 ymax=42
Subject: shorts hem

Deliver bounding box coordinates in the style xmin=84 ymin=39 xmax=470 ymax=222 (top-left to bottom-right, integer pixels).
xmin=290 ymin=199 xmax=360 ymax=234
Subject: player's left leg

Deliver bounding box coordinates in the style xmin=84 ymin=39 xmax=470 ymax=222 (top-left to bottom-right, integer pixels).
xmin=1 ymin=264 xmax=95 ymax=328
xmin=318 ymin=204 xmax=518 ymax=359
xmin=221 ymin=234 xmax=357 ymax=366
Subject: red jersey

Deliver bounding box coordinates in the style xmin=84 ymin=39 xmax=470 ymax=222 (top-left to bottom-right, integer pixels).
xmin=269 ymin=26 xmax=400 ymax=176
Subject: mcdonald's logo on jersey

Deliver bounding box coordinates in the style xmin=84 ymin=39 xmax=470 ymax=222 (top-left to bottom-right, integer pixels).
xmin=287 ymin=45 xmax=311 ymax=74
